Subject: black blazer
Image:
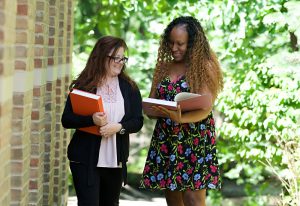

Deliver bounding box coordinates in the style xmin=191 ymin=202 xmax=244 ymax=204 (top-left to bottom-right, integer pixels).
xmin=61 ymin=77 xmax=143 ymax=185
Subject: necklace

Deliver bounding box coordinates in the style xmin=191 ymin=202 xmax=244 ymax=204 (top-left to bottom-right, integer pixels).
xmin=99 ymin=77 xmax=118 ymax=103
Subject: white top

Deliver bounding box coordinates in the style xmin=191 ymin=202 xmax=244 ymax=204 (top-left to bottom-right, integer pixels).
xmin=96 ymin=77 xmax=124 ymax=168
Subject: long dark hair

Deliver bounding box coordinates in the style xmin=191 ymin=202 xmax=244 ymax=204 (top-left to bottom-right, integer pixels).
xmin=70 ymin=36 xmax=137 ymax=92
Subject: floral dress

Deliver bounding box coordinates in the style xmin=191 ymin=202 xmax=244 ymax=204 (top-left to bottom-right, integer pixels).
xmin=140 ymin=76 xmax=221 ymax=191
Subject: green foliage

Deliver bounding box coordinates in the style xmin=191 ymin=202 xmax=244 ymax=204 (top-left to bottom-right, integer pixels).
xmin=74 ymin=0 xmax=300 ymax=203
xmin=212 ymin=0 xmax=300 ymax=203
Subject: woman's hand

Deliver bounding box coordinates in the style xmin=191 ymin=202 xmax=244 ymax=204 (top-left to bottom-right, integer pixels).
xmin=99 ymin=122 xmax=122 ymax=138
xmin=152 ymin=105 xmax=182 ymax=123
xmin=92 ymin=112 xmax=107 ymax=126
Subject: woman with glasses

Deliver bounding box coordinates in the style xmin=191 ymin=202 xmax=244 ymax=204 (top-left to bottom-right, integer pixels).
xmin=61 ymin=36 xmax=143 ymax=206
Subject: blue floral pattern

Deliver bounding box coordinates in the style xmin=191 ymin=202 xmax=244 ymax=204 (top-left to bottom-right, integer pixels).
xmin=140 ymin=76 xmax=221 ymax=191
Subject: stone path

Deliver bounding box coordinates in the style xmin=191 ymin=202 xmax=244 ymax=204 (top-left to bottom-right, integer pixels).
xmin=67 ymin=185 xmax=167 ymax=206
xmin=67 ymin=184 xmax=280 ymax=206
xmin=68 ymin=196 xmax=167 ymax=206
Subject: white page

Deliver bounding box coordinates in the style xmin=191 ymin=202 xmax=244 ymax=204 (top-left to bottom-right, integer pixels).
xmin=143 ymin=98 xmax=177 ymax=107
xmin=174 ymin=92 xmax=200 ymax=102
xmin=72 ymin=89 xmax=99 ymax=99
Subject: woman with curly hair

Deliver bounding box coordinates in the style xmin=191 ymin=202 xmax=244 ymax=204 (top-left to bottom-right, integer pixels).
xmin=140 ymin=16 xmax=223 ymax=206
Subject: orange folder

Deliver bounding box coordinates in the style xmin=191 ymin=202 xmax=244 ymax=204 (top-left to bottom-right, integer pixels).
xmin=69 ymin=89 xmax=104 ymax=136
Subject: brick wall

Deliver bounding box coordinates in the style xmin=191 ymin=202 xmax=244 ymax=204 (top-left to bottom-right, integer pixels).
xmin=0 ymin=0 xmax=74 ymax=205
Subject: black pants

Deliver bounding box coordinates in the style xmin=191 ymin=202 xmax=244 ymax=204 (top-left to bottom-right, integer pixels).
xmin=70 ymin=162 xmax=123 ymax=206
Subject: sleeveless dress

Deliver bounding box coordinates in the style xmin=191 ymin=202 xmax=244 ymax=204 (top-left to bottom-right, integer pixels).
xmin=140 ymin=76 xmax=221 ymax=191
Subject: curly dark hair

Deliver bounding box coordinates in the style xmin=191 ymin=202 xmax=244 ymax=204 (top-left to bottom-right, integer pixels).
xmin=70 ymin=36 xmax=137 ymax=92
xmin=150 ymin=16 xmax=223 ymax=100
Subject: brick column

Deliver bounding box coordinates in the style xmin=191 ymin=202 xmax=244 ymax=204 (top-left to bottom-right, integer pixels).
xmin=53 ymin=1 xmax=66 ymax=203
xmin=11 ymin=0 xmax=36 ymax=205
xmin=43 ymin=0 xmax=58 ymax=204
xmin=0 ymin=0 xmax=16 ymax=205
xmin=28 ymin=0 xmax=49 ymax=205
xmin=61 ymin=0 xmax=74 ymax=204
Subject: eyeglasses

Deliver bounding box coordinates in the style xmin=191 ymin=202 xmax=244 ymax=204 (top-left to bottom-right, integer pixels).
xmin=107 ymin=56 xmax=128 ymax=64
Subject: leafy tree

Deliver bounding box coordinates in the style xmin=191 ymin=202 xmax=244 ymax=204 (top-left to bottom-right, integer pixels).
xmin=73 ymin=0 xmax=300 ymax=204
xmin=211 ymin=0 xmax=300 ymax=204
